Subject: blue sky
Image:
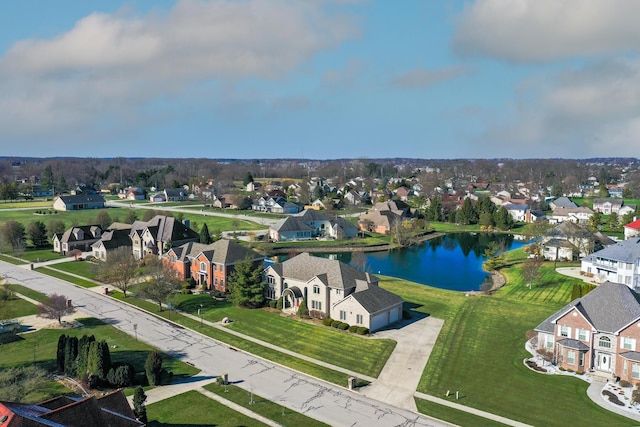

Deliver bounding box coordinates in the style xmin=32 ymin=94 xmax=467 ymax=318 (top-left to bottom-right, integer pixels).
xmin=1 ymin=0 xmax=639 ymax=160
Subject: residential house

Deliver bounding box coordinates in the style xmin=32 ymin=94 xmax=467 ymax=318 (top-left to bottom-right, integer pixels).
xmin=393 ymin=186 xmax=413 ymax=202
xmin=268 ymin=209 xmax=357 ymax=242
xmin=53 ymin=225 xmax=102 ymax=255
xmin=549 ymin=197 xmax=578 ymax=210
xmin=149 ymin=192 xmax=166 ymax=202
xmin=164 ymin=188 xmax=188 ymax=202
xmin=625 ymin=218 xmax=640 ymax=240
xmin=593 ymin=198 xmax=623 ymax=215
xmin=252 ymin=196 xmax=296 ymax=214
xmin=620 ymin=204 xmax=638 ymax=217
xmin=168 ymin=239 xmax=265 ymax=292
xmin=541 ymin=222 xmax=614 ymax=261
xmin=344 ymin=190 xmax=370 ymax=206
xmin=357 ymin=200 xmax=413 ymax=234
xmin=118 ymin=187 xmax=145 ymax=200
xmin=91 ymin=227 xmax=133 ymax=261
xmin=53 ymin=194 xmax=106 ymax=211
xmin=534 ymin=282 xmax=640 ymax=384
xmin=503 ymin=203 xmax=529 ymax=223
xmin=580 ymin=238 xmax=640 ymax=289
xmin=0 ymin=389 xmax=143 ymax=427
xmin=129 ymin=215 xmax=199 ymax=260
xmin=264 ymin=253 xmax=404 ymax=332
xmin=548 ymin=206 xmax=594 ymax=225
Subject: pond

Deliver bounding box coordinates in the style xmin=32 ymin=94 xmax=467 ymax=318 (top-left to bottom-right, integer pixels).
xmin=316 ymin=233 xmax=528 ymax=292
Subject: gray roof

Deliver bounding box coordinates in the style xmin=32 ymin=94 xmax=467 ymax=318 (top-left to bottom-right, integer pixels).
xmin=59 ymin=225 xmax=102 ymax=244
xmin=58 ymin=194 xmax=106 ymax=205
xmin=350 ymin=283 xmax=404 ymax=314
xmin=271 ymin=216 xmax=315 ymax=233
xmin=556 ymin=338 xmax=590 ymax=351
xmin=136 ymin=215 xmax=199 ymax=243
xmin=198 ymin=239 xmax=264 ymax=264
xmin=535 ymin=282 xmax=640 ymax=334
xmin=270 ymin=252 xmax=377 ymax=290
xmin=582 ymin=237 xmax=640 ymax=264
xmin=169 ymin=241 xmax=210 ymax=261
xmin=551 ymin=197 xmax=578 ymax=209
xmin=620 ymin=351 xmax=640 ymax=362
xmin=93 ymin=229 xmax=132 ymax=250
xmin=547 ymin=221 xmax=591 ymax=239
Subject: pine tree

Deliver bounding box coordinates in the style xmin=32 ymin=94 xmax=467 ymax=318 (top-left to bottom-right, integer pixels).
xmin=227 ymin=258 xmax=265 ymax=308
xmin=145 ymin=351 xmax=163 ymax=386
xmin=297 ymin=299 xmax=310 ymax=319
xmin=63 ymin=336 xmax=78 ymax=376
xmin=76 ymin=334 xmax=96 ymax=377
xmin=133 ymin=386 xmax=148 ymax=424
xmin=56 ymin=335 xmax=67 ymax=372
xmin=199 ymin=223 xmax=212 ymax=244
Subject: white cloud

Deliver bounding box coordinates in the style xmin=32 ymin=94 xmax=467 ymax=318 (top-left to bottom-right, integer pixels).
xmin=454 ymin=0 xmax=640 ymax=62
xmin=480 ymin=58 xmax=640 ymax=157
xmin=0 ymin=0 xmax=357 ymax=140
xmin=390 ymin=66 xmax=467 ymax=88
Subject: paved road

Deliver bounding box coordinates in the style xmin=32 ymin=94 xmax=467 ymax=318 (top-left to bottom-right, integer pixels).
xmin=0 ymin=260 xmax=452 ymax=427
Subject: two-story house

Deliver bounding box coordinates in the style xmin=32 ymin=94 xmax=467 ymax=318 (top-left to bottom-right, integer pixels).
xmin=53 ymin=225 xmax=102 ymax=255
xmin=129 ymin=215 xmax=199 ymax=260
xmin=535 ymin=282 xmax=640 ymax=384
xmin=165 ymin=239 xmax=265 ymax=292
xmin=580 ymin=237 xmax=640 ymax=289
xmin=263 ymin=253 xmax=404 ymax=332
xmin=541 ymin=221 xmax=614 ymax=262
xmin=269 ymin=209 xmax=357 ymax=242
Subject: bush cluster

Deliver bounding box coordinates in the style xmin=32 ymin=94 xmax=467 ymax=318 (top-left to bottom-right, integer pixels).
xmin=323 ymin=318 xmax=369 ymax=335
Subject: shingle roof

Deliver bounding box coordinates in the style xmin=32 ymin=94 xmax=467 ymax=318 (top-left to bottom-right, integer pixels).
xmin=582 ymin=237 xmax=640 ymax=264
xmin=536 ymin=282 xmax=640 ymax=334
xmin=170 ymin=241 xmax=210 ymax=261
xmin=556 ymin=338 xmax=590 ymax=351
xmin=93 ymin=229 xmax=132 ymax=250
xmin=350 ymin=282 xmax=404 ymax=314
xmin=276 ymin=253 xmax=376 ymax=290
xmin=551 ymin=197 xmax=578 ymax=209
xmin=620 ymin=351 xmax=640 ymax=362
xmin=271 ymin=216 xmax=315 ymax=233
xmin=58 ymin=194 xmax=106 ymax=205
xmin=625 ymin=219 xmax=640 ymax=231
xmin=196 ymin=239 xmax=263 ymax=264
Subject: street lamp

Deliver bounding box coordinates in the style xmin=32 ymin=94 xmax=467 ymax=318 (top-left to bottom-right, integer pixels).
xmin=199 ymin=304 xmax=204 ymax=326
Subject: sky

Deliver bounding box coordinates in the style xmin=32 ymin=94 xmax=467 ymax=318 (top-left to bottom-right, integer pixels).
xmin=1 ymin=0 xmax=640 ymax=160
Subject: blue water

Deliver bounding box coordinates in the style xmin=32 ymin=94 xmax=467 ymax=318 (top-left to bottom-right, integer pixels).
xmin=315 ymin=233 xmax=528 ymax=292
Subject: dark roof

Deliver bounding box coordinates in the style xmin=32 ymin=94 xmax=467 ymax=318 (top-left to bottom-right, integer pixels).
xmin=59 ymin=225 xmax=102 ymax=244
xmin=170 ymin=241 xmax=210 ymax=262
xmin=271 ymin=216 xmax=315 ymax=233
xmin=536 ymin=282 xmax=640 ymax=334
xmin=551 ymin=197 xmax=577 ymax=209
xmin=272 ymin=253 xmax=377 ymax=290
xmin=196 ymin=239 xmax=264 ymax=264
xmin=93 ymin=229 xmax=132 ymax=250
xmin=58 ymin=194 xmax=106 ymax=205
xmin=620 ymin=351 xmax=640 ymax=362
xmin=556 ymin=338 xmax=590 ymax=351
xmin=350 ymin=283 xmax=404 ymax=314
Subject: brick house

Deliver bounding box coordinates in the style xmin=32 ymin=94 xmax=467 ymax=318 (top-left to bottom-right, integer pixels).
xmin=535 ymin=282 xmax=640 ymax=383
xmin=165 ymin=239 xmax=264 ymax=292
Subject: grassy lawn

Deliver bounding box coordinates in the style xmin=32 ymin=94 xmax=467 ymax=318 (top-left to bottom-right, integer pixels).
xmin=37 ymin=267 xmax=100 ymax=288
xmin=204 ymin=383 xmax=330 ymax=427
xmin=0 ymin=294 xmax=37 ymax=319
xmin=15 ymin=248 xmax=65 ymax=263
xmin=147 ymin=390 xmax=268 ymax=427
xmin=0 ymin=201 xmax=53 ymax=209
xmin=47 ymin=260 xmax=101 ymax=280
xmin=112 ymin=293 xmax=357 ymax=387
xmin=379 ymin=264 xmax=636 ymax=425
xmin=0 ymin=254 xmax=25 ymax=265
xmin=4 ymin=284 xmax=49 ymax=302
xmin=415 ymin=399 xmax=508 ymax=427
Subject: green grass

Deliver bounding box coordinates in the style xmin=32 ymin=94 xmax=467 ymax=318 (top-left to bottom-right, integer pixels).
xmin=380 ymin=266 xmax=636 ymax=426
xmin=204 ymin=383 xmax=330 ymax=427
xmin=0 ymin=201 xmax=53 ymax=209
xmin=0 ymin=294 xmax=37 ymax=319
xmin=147 ymin=390 xmax=268 ymax=427
xmin=415 ymin=398 xmax=508 ymax=427
xmin=4 ymin=284 xmax=48 ymax=302
xmin=47 ymin=260 xmax=100 ymax=280
xmin=0 ymin=254 xmax=24 ymax=264
xmin=37 ymin=267 xmax=100 ymax=288
xmin=112 ymin=293 xmax=357 ymax=386
xmin=14 ymin=248 xmax=65 ymax=263
xmin=0 ymin=317 xmax=199 ymax=380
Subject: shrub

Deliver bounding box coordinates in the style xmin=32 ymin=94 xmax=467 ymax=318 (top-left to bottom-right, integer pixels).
xmin=576 ymin=370 xmax=584 ymax=375
xmin=322 ymin=318 xmax=334 ymax=326
xmin=331 ymin=320 xmax=341 ymax=328
xmin=632 ymin=387 xmax=640 ymax=404
xmin=145 ymin=351 xmax=163 ymax=386
xmin=181 ymin=281 xmax=191 ymax=294
xmin=356 ymin=327 xmax=369 ymax=335
xmin=338 ymin=322 xmax=349 ymax=330
xmin=619 ymin=380 xmax=633 ymax=388
xmin=309 ymin=310 xmax=326 ymax=319
xmin=558 ymin=366 xmax=566 ymax=371
xmin=566 ymin=368 xmax=574 ymax=373
xmin=268 ymin=300 xmax=277 ymax=308
xmin=276 ymin=297 xmax=283 ymax=310
xmin=297 ymin=300 xmax=309 ymax=319
xmin=106 ymin=363 xmax=135 ymax=388
xmin=348 ymin=325 xmax=358 ymax=333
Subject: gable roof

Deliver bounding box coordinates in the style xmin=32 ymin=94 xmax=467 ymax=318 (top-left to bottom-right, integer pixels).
xmin=196 ymin=239 xmax=264 ymax=264
xmin=269 ymin=252 xmax=376 ymax=290
xmin=59 ymin=225 xmax=102 ymax=244
xmin=271 ymin=216 xmax=315 ymax=233
xmin=582 ymin=237 xmax=640 ymax=264
xmin=550 ymin=197 xmax=578 ymax=209
xmin=57 ymin=194 xmax=106 ymax=205
xmin=92 ymin=229 xmax=132 ymax=250
xmin=625 ymin=218 xmax=640 ymax=231
xmin=131 ymin=215 xmax=199 ymax=243
xmin=349 ymin=282 xmax=404 ymax=314
xmin=536 ymin=282 xmax=640 ymax=334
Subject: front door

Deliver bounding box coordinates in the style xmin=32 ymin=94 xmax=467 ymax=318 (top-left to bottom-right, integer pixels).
xmin=598 ymin=353 xmax=612 ymax=372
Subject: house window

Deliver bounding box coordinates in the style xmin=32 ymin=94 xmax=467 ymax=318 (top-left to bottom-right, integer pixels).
xmin=599 ymin=336 xmax=612 ymax=349
xmin=545 ymin=335 xmax=554 ymax=349
xmin=340 ymin=310 xmax=346 ymax=320
xmin=633 ymin=364 xmax=640 ymax=380
xmin=356 ymin=314 xmax=363 ymax=324
xmin=313 ymin=285 xmax=320 ymax=295
xmin=214 ymin=278 xmax=218 ymax=285
xmin=559 ymin=325 xmax=570 ymax=337
xmin=200 ymin=262 xmax=207 ymax=272
xmin=622 ymin=337 xmax=636 ymax=351
xmin=336 ymin=289 xmax=342 ymax=296
xmin=170 ymin=255 xmax=177 ymax=263
xmin=266 ymin=287 xmax=276 ymax=300
xmin=311 ymin=301 xmax=322 ymax=310
xmin=567 ymin=350 xmax=575 ymax=365
xmin=624 ymin=360 xmax=628 ymax=376
xmin=578 ymin=329 xmax=589 ymax=342
xmin=267 ymin=275 xmax=275 ymax=285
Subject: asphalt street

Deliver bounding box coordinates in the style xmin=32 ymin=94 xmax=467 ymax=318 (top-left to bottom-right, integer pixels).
xmin=0 ymin=261 xmax=452 ymax=427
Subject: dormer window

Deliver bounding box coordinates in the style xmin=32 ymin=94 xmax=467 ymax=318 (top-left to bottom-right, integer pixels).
xmin=200 ymin=262 xmax=207 ymax=272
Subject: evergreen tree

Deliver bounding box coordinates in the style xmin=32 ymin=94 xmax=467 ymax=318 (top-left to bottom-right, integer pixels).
xmin=243 ymin=172 xmax=254 ymax=186
xmin=426 ymin=197 xmax=443 ymax=221
xmin=227 ymin=258 xmax=265 ymax=308
xmin=145 ymin=351 xmax=163 ymax=386
xmin=63 ymin=336 xmax=78 ymax=376
xmin=76 ymin=335 xmax=95 ymax=377
xmin=56 ymin=335 xmax=67 ymax=372
xmin=199 ymin=223 xmax=212 ymax=244
xmin=26 ymin=221 xmax=48 ymax=247
xmin=87 ymin=340 xmax=111 ymax=380
xmin=40 ymin=165 xmax=54 ymax=191
xmin=297 ymin=299 xmax=310 ymax=319
xmin=493 ymin=206 xmax=514 ymax=230
xmin=456 ymin=198 xmax=477 ymax=225
xmin=133 ymin=386 xmax=148 ymax=424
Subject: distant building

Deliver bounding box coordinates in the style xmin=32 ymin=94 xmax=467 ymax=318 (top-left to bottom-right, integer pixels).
xmin=53 ymin=194 xmax=106 ymax=211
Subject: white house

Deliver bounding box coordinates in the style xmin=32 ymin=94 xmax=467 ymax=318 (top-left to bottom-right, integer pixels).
xmin=264 ymin=253 xmax=404 ymax=332
xmin=581 ymin=238 xmax=640 ymax=289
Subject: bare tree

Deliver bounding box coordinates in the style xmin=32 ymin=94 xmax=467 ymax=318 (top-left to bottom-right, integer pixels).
xmin=521 ymin=256 xmax=543 ymax=289
xmin=97 ymin=247 xmax=139 ymax=297
xmin=37 ymin=294 xmax=74 ymax=324
xmin=138 ymin=258 xmax=180 ymax=311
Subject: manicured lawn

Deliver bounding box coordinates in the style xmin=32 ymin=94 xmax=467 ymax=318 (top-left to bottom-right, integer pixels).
xmin=380 ymin=267 xmax=636 ymax=426
xmin=4 ymin=284 xmax=49 ymax=302
xmin=0 ymin=255 xmax=24 ymax=265
xmin=147 ymin=390 xmax=268 ymax=427
xmin=0 ymin=207 xmax=128 ymax=230
xmin=112 ymin=293 xmax=357 ymax=387
xmin=47 ymin=260 xmax=101 ymax=280
xmin=0 ymin=294 xmax=37 ymax=319
xmin=415 ymin=398 xmax=508 ymax=427
xmin=499 ymin=261 xmax=582 ymax=304
xmin=0 ymin=201 xmax=53 ymax=209
xmin=37 ymin=267 xmax=100 ymax=288
xmin=204 ymin=383 xmax=330 ymax=427
xmin=15 ymin=248 xmax=65 ymax=263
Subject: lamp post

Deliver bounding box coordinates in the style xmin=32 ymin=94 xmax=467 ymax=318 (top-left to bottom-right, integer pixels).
xmin=199 ymin=304 xmax=204 ymax=326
